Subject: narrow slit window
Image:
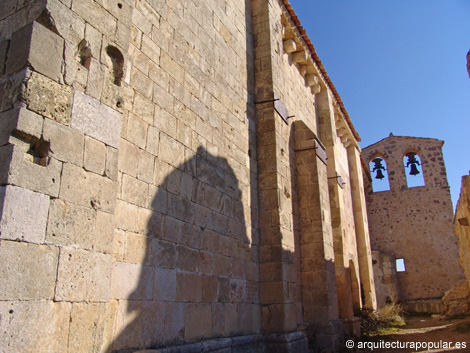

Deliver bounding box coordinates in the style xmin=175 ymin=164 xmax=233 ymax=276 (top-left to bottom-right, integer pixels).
xmin=396 ymin=258 xmax=406 ymax=272
xmin=370 ymin=157 xmax=390 ymax=192
xmin=404 ymin=152 xmax=425 ymax=188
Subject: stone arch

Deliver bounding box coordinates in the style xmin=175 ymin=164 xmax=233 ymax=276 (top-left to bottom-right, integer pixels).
xmin=402 ymin=149 xmax=425 ymax=188
xmin=368 ymin=153 xmax=390 ymax=192
xmin=105 ymin=45 xmax=124 ymax=86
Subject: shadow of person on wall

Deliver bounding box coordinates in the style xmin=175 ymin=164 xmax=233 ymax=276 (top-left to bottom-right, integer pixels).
xmin=105 ymin=146 xmax=258 ymax=353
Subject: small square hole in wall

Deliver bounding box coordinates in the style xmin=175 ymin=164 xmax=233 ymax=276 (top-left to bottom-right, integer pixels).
xmin=396 ymin=258 xmax=406 ymax=272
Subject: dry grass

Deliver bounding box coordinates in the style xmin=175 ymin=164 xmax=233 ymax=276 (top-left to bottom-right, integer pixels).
xmin=358 ymin=303 xmax=405 ymax=336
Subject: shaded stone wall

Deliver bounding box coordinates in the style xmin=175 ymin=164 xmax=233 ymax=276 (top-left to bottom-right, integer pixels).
xmin=363 ymin=135 xmax=465 ymax=305
xmin=0 ymin=0 xmax=376 ymax=352
xmin=371 ymin=251 xmax=400 ymax=307
xmin=455 ymin=174 xmax=470 ymax=287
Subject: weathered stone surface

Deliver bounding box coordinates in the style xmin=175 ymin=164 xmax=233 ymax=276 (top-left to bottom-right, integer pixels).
xmin=163 ymin=301 xmax=185 ymax=343
xmin=0 ymin=107 xmax=43 ymax=146
xmin=6 ymin=143 xmax=62 ymax=197
xmin=0 ymin=40 xmax=8 ymax=74
xmin=110 ymin=261 xmax=153 ymax=300
xmin=45 ymin=0 xmax=86 ymax=45
xmin=442 ymin=281 xmax=470 ymax=317
xmin=6 ymin=21 xmax=64 ymax=82
xmin=43 ymin=117 xmax=84 ymax=165
xmin=68 ymin=302 xmax=107 ymax=353
xmin=110 ymin=300 xmax=165 ymax=351
xmin=158 ymin=132 xmax=184 ymax=168
xmin=0 ymin=185 xmax=50 ymax=243
xmin=95 ymin=210 xmax=114 ymax=254
xmin=71 ymin=0 xmax=117 ymax=38
xmin=106 ymin=146 xmax=119 ymax=181
xmin=24 ymin=71 xmax=73 ymax=125
xmin=0 ymin=70 xmax=25 ymax=112
xmin=55 ymin=247 xmax=112 ymax=302
xmin=71 ymin=91 xmax=122 ymax=148
xmin=60 ymin=162 xmax=117 ymax=213
xmin=185 ymin=303 xmax=212 ymax=341
xmin=115 ymin=199 xmax=139 ymax=232
xmin=454 ymin=174 xmax=470 ymax=297
xmin=0 ymin=300 xmax=71 ymax=353
xmin=154 ymin=267 xmax=176 ymax=301
xmin=0 ymin=240 xmax=59 ymax=300
xmin=84 ymin=135 xmax=106 ymax=174
xmin=46 ymin=198 xmax=95 ymax=249
xmin=121 ymin=173 xmax=149 ymax=207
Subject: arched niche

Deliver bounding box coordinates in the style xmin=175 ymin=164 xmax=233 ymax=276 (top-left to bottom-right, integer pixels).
xmin=105 ymin=45 xmax=124 ymax=86
xmin=369 ymin=155 xmax=390 ymax=192
xmin=403 ymin=152 xmax=425 ymax=188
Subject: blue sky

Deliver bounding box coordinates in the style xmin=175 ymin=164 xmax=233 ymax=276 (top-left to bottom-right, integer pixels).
xmin=289 ymin=0 xmax=470 ymax=207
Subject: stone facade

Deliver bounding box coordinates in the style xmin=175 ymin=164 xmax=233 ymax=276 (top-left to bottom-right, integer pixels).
xmin=449 ymin=174 xmax=470 ymax=315
xmin=363 ymin=135 xmax=465 ymax=312
xmin=0 ymin=0 xmax=376 ymax=352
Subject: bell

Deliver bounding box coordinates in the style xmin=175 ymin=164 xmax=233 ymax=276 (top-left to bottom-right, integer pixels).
xmin=406 ymin=153 xmax=419 ymax=165
xmin=409 ymin=163 xmax=420 ymax=176
xmin=375 ymin=169 xmax=385 ymax=180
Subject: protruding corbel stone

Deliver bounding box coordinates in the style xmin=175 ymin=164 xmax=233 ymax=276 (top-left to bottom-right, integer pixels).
xmin=282 ymin=24 xmax=287 ymax=38
xmin=306 ymin=74 xmax=319 ymax=87
xmin=306 ymin=74 xmax=321 ymax=93
xmin=283 ymin=39 xmax=297 ymax=53
xmin=311 ymin=84 xmax=321 ymax=94
xmin=292 ymin=50 xmax=308 ymax=63
xmin=299 ymin=65 xmax=307 ymax=76
xmin=337 ymin=127 xmax=346 ymax=138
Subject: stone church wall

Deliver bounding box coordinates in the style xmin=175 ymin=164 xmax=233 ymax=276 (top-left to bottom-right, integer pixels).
xmin=363 ymin=135 xmax=464 ymax=309
xmin=0 ymin=0 xmax=376 ymax=352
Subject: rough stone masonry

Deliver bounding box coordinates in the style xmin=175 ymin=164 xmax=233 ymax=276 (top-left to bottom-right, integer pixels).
xmin=363 ymin=135 xmax=465 ymax=313
xmin=0 ymin=0 xmax=377 ymax=352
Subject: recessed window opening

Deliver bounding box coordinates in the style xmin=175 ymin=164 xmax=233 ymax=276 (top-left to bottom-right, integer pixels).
xmin=404 ymin=152 xmax=425 ymax=188
xmin=77 ymin=40 xmax=92 ymax=69
xmin=396 ymin=258 xmax=406 ymax=272
xmin=105 ymin=45 xmax=124 ymax=86
xmin=370 ymin=157 xmax=390 ymax=192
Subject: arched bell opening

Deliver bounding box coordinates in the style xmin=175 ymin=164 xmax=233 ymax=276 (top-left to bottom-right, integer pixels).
xmin=403 ymin=152 xmax=425 ymax=188
xmin=369 ymin=156 xmax=390 ymax=192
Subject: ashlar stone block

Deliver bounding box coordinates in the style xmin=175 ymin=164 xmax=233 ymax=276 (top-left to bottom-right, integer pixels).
xmin=68 ymin=302 xmax=107 ymax=353
xmin=0 ymin=240 xmax=59 ymax=300
xmin=0 ymin=185 xmax=50 ymax=243
xmin=6 ymin=21 xmax=64 ymax=82
xmin=24 ymin=71 xmax=73 ymax=125
xmin=4 ymin=143 xmax=62 ymax=197
xmin=71 ymin=91 xmax=122 ymax=148
xmin=0 ymin=107 xmax=44 ymax=146
xmin=71 ymin=0 xmax=117 ymax=38
xmin=185 ymin=303 xmax=212 ymax=341
xmin=110 ymin=261 xmax=153 ymax=300
xmin=43 ymin=117 xmax=84 ymax=166
xmin=84 ymin=135 xmax=106 ymax=174
xmin=111 ymin=300 xmax=164 ymax=351
xmin=55 ymin=247 xmax=112 ymax=302
xmin=60 ymin=162 xmax=117 ymax=213
xmin=46 ymin=199 xmax=95 ymax=249
xmin=0 ymin=300 xmax=71 ymax=353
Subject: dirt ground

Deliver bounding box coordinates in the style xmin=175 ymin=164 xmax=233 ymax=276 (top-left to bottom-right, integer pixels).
xmin=350 ymin=315 xmax=470 ymax=353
